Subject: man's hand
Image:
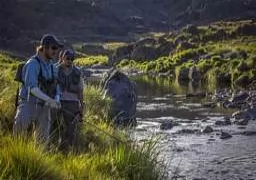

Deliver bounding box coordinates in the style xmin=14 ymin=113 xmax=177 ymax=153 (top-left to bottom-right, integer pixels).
xmin=45 ymin=98 xmax=61 ymax=109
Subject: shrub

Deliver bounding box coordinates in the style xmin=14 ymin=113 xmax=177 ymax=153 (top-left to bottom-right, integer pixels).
xmin=74 ymin=55 xmax=108 ymax=66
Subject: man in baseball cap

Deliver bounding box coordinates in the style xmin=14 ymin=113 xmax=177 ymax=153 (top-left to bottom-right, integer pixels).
xmin=13 ymin=34 xmax=63 ymax=144
xmin=40 ymin=34 xmax=64 ymax=48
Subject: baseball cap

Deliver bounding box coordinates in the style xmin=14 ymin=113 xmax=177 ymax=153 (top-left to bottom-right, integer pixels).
xmin=63 ymin=49 xmax=75 ymax=60
xmin=40 ymin=34 xmax=64 ymax=48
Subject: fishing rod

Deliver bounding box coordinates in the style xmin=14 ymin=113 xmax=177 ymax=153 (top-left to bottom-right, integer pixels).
xmin=60 ymin=108 xmax=128 ymax=144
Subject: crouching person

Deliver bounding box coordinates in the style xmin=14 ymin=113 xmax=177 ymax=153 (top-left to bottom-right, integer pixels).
xmin=13 ymin=34 xmax=62 ymax=144
xmin=55 ymin=49 xmax=84 ymax=153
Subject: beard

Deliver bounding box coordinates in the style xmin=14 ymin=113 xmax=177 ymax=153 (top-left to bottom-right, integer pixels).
xmin=65 ymin=63 xmax=72 ymax=67
xmin=45 ymin=51 xmax=56 ymax=60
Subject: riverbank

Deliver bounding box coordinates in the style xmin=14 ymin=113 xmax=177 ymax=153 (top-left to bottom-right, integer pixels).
xmin=0 ymin=53 xmax=165 ymax=180
xmin=115 ymin=20 xmax=256 ymax=88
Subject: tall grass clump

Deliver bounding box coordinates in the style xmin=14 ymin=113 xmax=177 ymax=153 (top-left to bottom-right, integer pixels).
xmin=0 ymin=53 xmax=19 ymax=132
xmin=0 ymin=136 xmax=63 ymax=180
xmin=74 ymin=55 xmax=108 ymax=66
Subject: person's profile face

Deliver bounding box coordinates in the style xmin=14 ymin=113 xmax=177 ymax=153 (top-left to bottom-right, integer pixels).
xmin=45 ymin=45 xmax=59 ymax=60
xmin=63 ymin=55 xmax=74 ymax=67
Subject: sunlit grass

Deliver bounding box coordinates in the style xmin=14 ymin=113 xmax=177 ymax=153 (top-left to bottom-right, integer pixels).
xmin=117 ymin=20 xmax=256 ymax=87
xmin=74 ymin=55 xmax=108 ymax=66
xmin=0 ymin=53 xmax=165 ymax=180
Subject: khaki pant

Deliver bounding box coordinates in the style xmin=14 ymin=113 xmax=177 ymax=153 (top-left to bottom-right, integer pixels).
xmin=13 ymin=100 xmax=51 ymax=143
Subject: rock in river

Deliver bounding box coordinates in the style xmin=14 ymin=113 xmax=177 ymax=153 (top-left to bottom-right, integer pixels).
xmin=220 ymin=132 xmax=232 ymax=139
xmin=215 ymin=118 xmax=232 ymax=126
xmin=202 ymin=126 xmax=214 ymax=133
xmin=102 ymin=68 xmax=137 ymax=126
xmin=160 ymin=121 xmax=173 ymax=130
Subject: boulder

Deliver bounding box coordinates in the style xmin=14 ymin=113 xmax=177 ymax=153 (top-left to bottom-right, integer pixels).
xmin=241 ymin=131 xmax=256 ymax=136
xmin=215 ymin=118 xmax=231 ymax=126
xmin=177 ymin=67 xmax=190 ymax=81
xmin=202 ymin=102 xmax=217 ymax=108
xmin=237 ymin=62 xmax=249 ymax=72
xmin=220 ymin=132 xmax=232 ymax=139
xmin=102 ymin=68 xmax=137 ymax=126
xmin=156 ymin=41 xmax=175 ymax=56
xmin=202 ymin=126 xmax=214 ymax=133
xmin=229 ymin=91 xmax=249 ymax=103
xmin=177 ymin=129 xmax=200 ymax=134
xmin=186 ymin=92 xmax=206 ymax=98
xmin=216 ymin=72 xmax=231 ymax=84
xmin=110 ymin=45 xmax=134 ymax=66
xmin=131 ymin=46 xmax=158 ymax=61
xmin=234 ymin=75 xmax=250 ymax=87
xmin=160 ymin=121 xmax=173 ymax=130
xmin=188 ymin=66 xmax=201 ymax=81
xmin=232 ymin=108 xmax=256 ymax=120
xmin=234 ymin=119 xmax=249 ymax=126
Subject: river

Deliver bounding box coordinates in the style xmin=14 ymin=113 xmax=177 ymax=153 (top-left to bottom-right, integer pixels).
xmin=130 ymin=76 xmax=256 ymax=180
xmin=88 ymin=71 xmax=256 ymax=180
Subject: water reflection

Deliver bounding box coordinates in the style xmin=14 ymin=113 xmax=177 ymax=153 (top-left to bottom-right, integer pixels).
xmin=130 ymin=75 xmax=256 ymax=179
xmin=131 ymin=75 xmax=217 ymax=96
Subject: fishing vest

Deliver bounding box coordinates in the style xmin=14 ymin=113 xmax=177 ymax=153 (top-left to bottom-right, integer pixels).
xmin=58 ymin=66 xmax=81 ymax=94
xmin=36 ymin=57 xmax=57 ymax=98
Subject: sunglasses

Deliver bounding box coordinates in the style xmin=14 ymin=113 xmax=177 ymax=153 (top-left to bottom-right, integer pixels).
xmin=66 ymin=57 xmax=74 ymax=61
xmin=51 ymin=46 xmax=58 ymax=50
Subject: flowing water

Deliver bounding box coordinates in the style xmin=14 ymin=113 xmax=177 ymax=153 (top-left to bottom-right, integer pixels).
xmin=87 ymin=71 xmax=256 ymax=180
xmin=130 ymin=76 xmax=256 ymax=180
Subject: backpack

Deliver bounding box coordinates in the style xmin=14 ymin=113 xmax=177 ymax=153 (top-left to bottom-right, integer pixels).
xmin=14 ymin=57 xmax=50 ymax=83
xmin=14 ymin=57 xmax=55 ymax=108
xmin=14 ymin=62 xmax=26 ymax=83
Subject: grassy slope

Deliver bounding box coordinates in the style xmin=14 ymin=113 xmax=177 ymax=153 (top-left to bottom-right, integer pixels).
xmin=117 ymin=20 xmax=256 ymax=87
xmin=0 ymin=53 xmax=164 ymax=180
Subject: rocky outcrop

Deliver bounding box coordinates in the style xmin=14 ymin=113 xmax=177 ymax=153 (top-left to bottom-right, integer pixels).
xmin=81 ymin=44 xmax=111 ymax=56
xmin=109 ymin=45 xmax=134 ymax=66
xmin=160 ymin=121 xmax=173 ymax=130
xmin=220 ymin=132 xmax=232 ymax=139
xmin=131 ymin=46 xmax=158 ymax=61
xmin=213 ymin=89 xmax=256 ymax=121
xmin=177 ymin=67 xmax=190 ymax=81
xmin=202 ymin=126 xmax=214 ymax=133
xmin=101 ymin=68 xmax=137 ymax=126
xmin=236 ymin=23 xmax=256 ymax=36
xmin=188 ymin=66 xmax=201 ymax=82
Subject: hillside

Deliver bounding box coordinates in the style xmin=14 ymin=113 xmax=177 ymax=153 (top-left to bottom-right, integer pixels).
xmin=1 ymin=0 xmax=256 ymax=55
xmin=115 ymin=20 xmax=256 ymax=88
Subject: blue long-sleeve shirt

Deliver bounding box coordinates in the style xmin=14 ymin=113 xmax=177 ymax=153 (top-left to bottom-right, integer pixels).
xmin=20 ymin=55 xmax=60 ymax=103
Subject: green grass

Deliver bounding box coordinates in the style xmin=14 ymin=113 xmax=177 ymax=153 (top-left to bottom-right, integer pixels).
xmin=0 ymin=53 xmax=165 ymax=180
xmin=117 ymin=20 xmax=256 ymax=87
xmin=0 ymin=53 xmax=19 ymax=133
xmin=0 ymin=134 xmax=164 ymax=180
xmin=103 ymin=42 xmax=127 ymax=51
xmin=74 ymin=55 xmax=108 ymax=67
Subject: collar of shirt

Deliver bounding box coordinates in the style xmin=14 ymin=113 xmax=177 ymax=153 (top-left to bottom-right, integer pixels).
xmin=36 ymin=55 xmax=52 ymax=66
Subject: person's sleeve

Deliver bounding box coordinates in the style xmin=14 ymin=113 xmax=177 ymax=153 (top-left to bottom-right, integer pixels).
xmin=23 ymin=59 xmax=40 ymax=89
xmin=31 ymin=87 xmax=51 ymax=101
